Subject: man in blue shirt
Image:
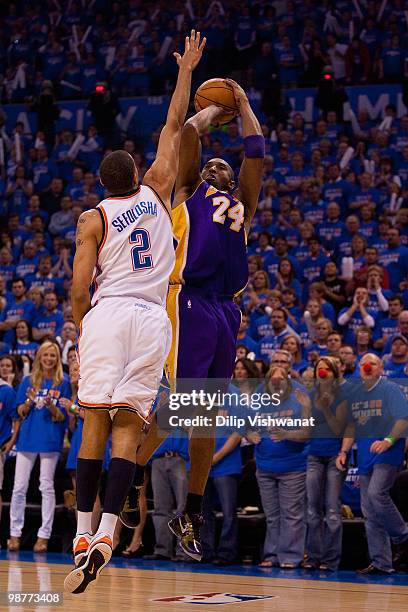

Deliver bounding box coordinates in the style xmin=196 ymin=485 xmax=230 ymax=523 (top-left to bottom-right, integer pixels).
xmin=382 ymin=335 xmax=408 ymax=379
xmin=25 ymin=255 xmax=64 ymax=298
xmin=373 ymin=295 xmax=403 ymax=352
xmin=257 ymin=309 xmax=297 ymax=362
xmin=378 ymin=227 xmax=408 ymax=293
xmin=15 ymin=241 xmax=39 ymax=279
xmin=33 ymin=291 xmax=64 ymax=342
xmin=322 ymin=163 xmax=351 ymax=211
xmin=337 ymin=353 xmax=408 ymax=574
xmin=0 ymin=278 xmax=36 ymax=345
xmin=337 ymin=287 xmax=377 ymax=345
xmin=302 ymin=237 xmax=330 ymax=284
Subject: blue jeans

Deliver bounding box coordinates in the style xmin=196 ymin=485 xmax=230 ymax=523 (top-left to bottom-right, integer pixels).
xmin=151 ymin=456 xmax=188 ymax=558
xmin=360 ymin=463 xmax=408 ymax=572
xmin=201 ymin=475 xmax=239 ymax=562
xmin=256 ymin=470 xmax=306 ymax=566
xmin=306 ymin=455 xmax=346 ymax=570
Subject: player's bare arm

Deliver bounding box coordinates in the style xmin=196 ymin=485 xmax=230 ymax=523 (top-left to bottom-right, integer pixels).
xmin=173 ymin=105 xmax=224 ymax=207
xmin=144 ymin=30 xmax=206 ymax=211
xmin=71 ymin=209 xmax=102 ymax=327
xmin=226 ymin=79 xmax=264 ymax=232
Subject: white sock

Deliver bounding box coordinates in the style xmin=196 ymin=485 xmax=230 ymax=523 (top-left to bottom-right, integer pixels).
xmin=96 ymin=513 xmax=118 ymax=540
xmin=76 ymin=512 xmax=92 ymax=537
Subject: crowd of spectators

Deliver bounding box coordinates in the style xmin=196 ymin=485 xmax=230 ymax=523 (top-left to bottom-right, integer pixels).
xmin=2 ymin=0 xmax=408 ymax=103
xmin=0 ymin=0 xmax=408 ymax=571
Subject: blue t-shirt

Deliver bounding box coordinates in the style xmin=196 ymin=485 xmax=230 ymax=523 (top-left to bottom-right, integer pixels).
xmin=378 ymin=246 xmax=408 ymax=292
xmin=10 ymin=341 xmax=39 ymax=360
xmin=15 ymin=375 xmax=70 ymax=453
xmin=257 ymin=330 xmax=291 ymax=362
xmin=347 ymin=377 xmax=408 ymax=474
xmin=338 ymin=307 xmax=377 ymax=345
xmin=254 ymin=389 xmax=308 ymax=473
xmin=15 ymin=257 xmax=39 ymax=278
xmin=33 ymin=310 xmax=64 ymax=337
xmin=0 ymin=381 xmax=17 ymax=447
xmin=308 ymin=381 xmax=350 ymax=457
xmin=210 ymin=389 xmax=243 ymax=478
xmin=0 ymin=299 xmax=36 ymax=344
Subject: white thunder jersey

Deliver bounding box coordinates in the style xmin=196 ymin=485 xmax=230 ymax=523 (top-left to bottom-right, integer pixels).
xmin=92 ymin=185 xmax=174 ymax=307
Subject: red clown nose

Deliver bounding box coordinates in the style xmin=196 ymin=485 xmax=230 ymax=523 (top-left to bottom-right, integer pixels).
xmin=363 ymin=363 xmax=373 ymax=374
xmin=317 ymin=368 xmax=329 ymax=378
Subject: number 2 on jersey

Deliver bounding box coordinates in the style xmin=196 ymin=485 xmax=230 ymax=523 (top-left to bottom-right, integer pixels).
xmin=212 ymin=196 xmax=245 ymax=232
xmin=129 ymin=228 xmax=153 ymax=270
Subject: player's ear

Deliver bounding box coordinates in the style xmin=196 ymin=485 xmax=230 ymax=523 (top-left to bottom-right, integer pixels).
xmin=229 ymin=177 xmax=235 ymax=191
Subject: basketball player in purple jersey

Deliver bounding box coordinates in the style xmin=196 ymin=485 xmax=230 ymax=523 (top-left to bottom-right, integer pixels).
xmin=122 ymin=81 xmax=264 ymax=560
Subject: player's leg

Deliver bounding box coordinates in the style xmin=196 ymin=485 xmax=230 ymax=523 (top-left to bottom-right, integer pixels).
xmin=163 ymin=288 xmax=217 ymax=560
xmin=72 ymin=410 xmax=111 ymax=566
xmin=170 ymin=299 xmax=241 ymax=559
xmin=119 ymin=394 xmax=171 ymax=528
xmin=71 ymin=300 xmax=127 ymax=553
xmin=121 ymin=287 xmax=216 ymax=532
xmin=65 ymin=409 xmax=143 ymax=594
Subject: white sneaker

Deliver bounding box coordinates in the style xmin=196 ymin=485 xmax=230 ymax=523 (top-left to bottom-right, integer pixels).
xmin=64 ymin=533 xmax=113 ymax=594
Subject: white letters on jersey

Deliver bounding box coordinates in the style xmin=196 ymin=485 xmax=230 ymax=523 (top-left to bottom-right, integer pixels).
xmin=91 ymin=185 xmax=174 ymax=307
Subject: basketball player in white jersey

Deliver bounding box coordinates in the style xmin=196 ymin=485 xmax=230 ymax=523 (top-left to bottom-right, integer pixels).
xmin=63 ymin=31 xmax=206 ymax=594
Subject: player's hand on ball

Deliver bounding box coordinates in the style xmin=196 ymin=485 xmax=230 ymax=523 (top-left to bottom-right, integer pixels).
xmin=225 ymin=79 xmax=248 ymax=110
xmin=174 ymin=29 xmax=206 ymax=71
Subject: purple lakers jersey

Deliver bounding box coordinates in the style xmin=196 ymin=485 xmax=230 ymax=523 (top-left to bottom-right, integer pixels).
xmin=170 ymin=181 xmax=248 ymax=296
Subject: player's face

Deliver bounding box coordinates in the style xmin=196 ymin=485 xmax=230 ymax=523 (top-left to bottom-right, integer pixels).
xmin=202 ymin=159 xmax=234 ymax=192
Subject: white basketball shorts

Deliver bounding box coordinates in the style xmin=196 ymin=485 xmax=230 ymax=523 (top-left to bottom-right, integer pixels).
xmin=77 ymin=297 xmax=171 ymax=421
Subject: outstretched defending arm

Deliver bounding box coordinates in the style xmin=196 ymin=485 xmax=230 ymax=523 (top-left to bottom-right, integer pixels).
xmin=71 ymin=209 xmax=102 ymax=327
xmin=173 ymin=105 xmax=224 ymax=207
xmin=143 ymin=30 xmax=206 ymax=212
xmin=227 ymin=80 xmax=264 ymax=231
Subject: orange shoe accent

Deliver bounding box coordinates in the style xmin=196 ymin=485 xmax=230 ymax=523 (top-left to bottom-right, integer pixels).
xmin=74 ymin=537 xmax=89 ymax=554
xmin=92 ymin=536 xmax=112 ymax=547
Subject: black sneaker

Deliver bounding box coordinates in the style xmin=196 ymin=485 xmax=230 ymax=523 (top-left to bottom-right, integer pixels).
xmin=168 ymin=512 xmax=203 ymax=561
xmin=119 ymin=485 xmax=142 ymax=529
xmin=393 ymin=540 xmax=408 ymax=569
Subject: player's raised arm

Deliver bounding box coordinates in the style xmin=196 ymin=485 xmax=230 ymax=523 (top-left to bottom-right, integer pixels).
xmin=174 ymin=105 xmax=224 ymax=207
xmin=71 ymin=209 xmax=102 ymax=327
xmin=143 ymin=30 xmax=206 ymax=211
xmin=226 ymin=80 xmax=264 ymax=230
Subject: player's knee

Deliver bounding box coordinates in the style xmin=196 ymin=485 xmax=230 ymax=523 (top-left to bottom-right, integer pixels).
xmin=111 ymin=409 xmax=144 ymax=460
xmin=80 ymin=409 xmax=111 ymax=458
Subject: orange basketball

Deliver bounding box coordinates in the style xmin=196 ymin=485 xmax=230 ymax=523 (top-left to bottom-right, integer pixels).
xmin=194 ymin=78 xmax=238 ymax=125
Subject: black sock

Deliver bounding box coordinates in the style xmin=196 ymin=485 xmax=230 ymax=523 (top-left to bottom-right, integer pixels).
xmin=133 ymin=463 xmax=145 ymax=487
xmin=76 ymin=458 xmax=103 ymax=512
xmin=103 ymin=457 xmax=136 ymax=515
xmin=185 ymin=492 xmax=203 ymax=516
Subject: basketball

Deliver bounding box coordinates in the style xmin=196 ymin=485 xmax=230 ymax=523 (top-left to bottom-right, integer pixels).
xmin=194 ymin=78 xmax=239 ymax=125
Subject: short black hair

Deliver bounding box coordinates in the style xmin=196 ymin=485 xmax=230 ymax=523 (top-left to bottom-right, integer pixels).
xmin=100 ymin=150 xmax=137 ymax=194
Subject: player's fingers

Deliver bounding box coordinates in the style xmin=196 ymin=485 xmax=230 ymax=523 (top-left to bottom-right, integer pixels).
xmin=199 ymin=36 xmax=207 ymax=51
xmin=173 ymin=52 xmax=181 ymax=63
xmin=190 ymin=29 xmax=196 ymax=44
